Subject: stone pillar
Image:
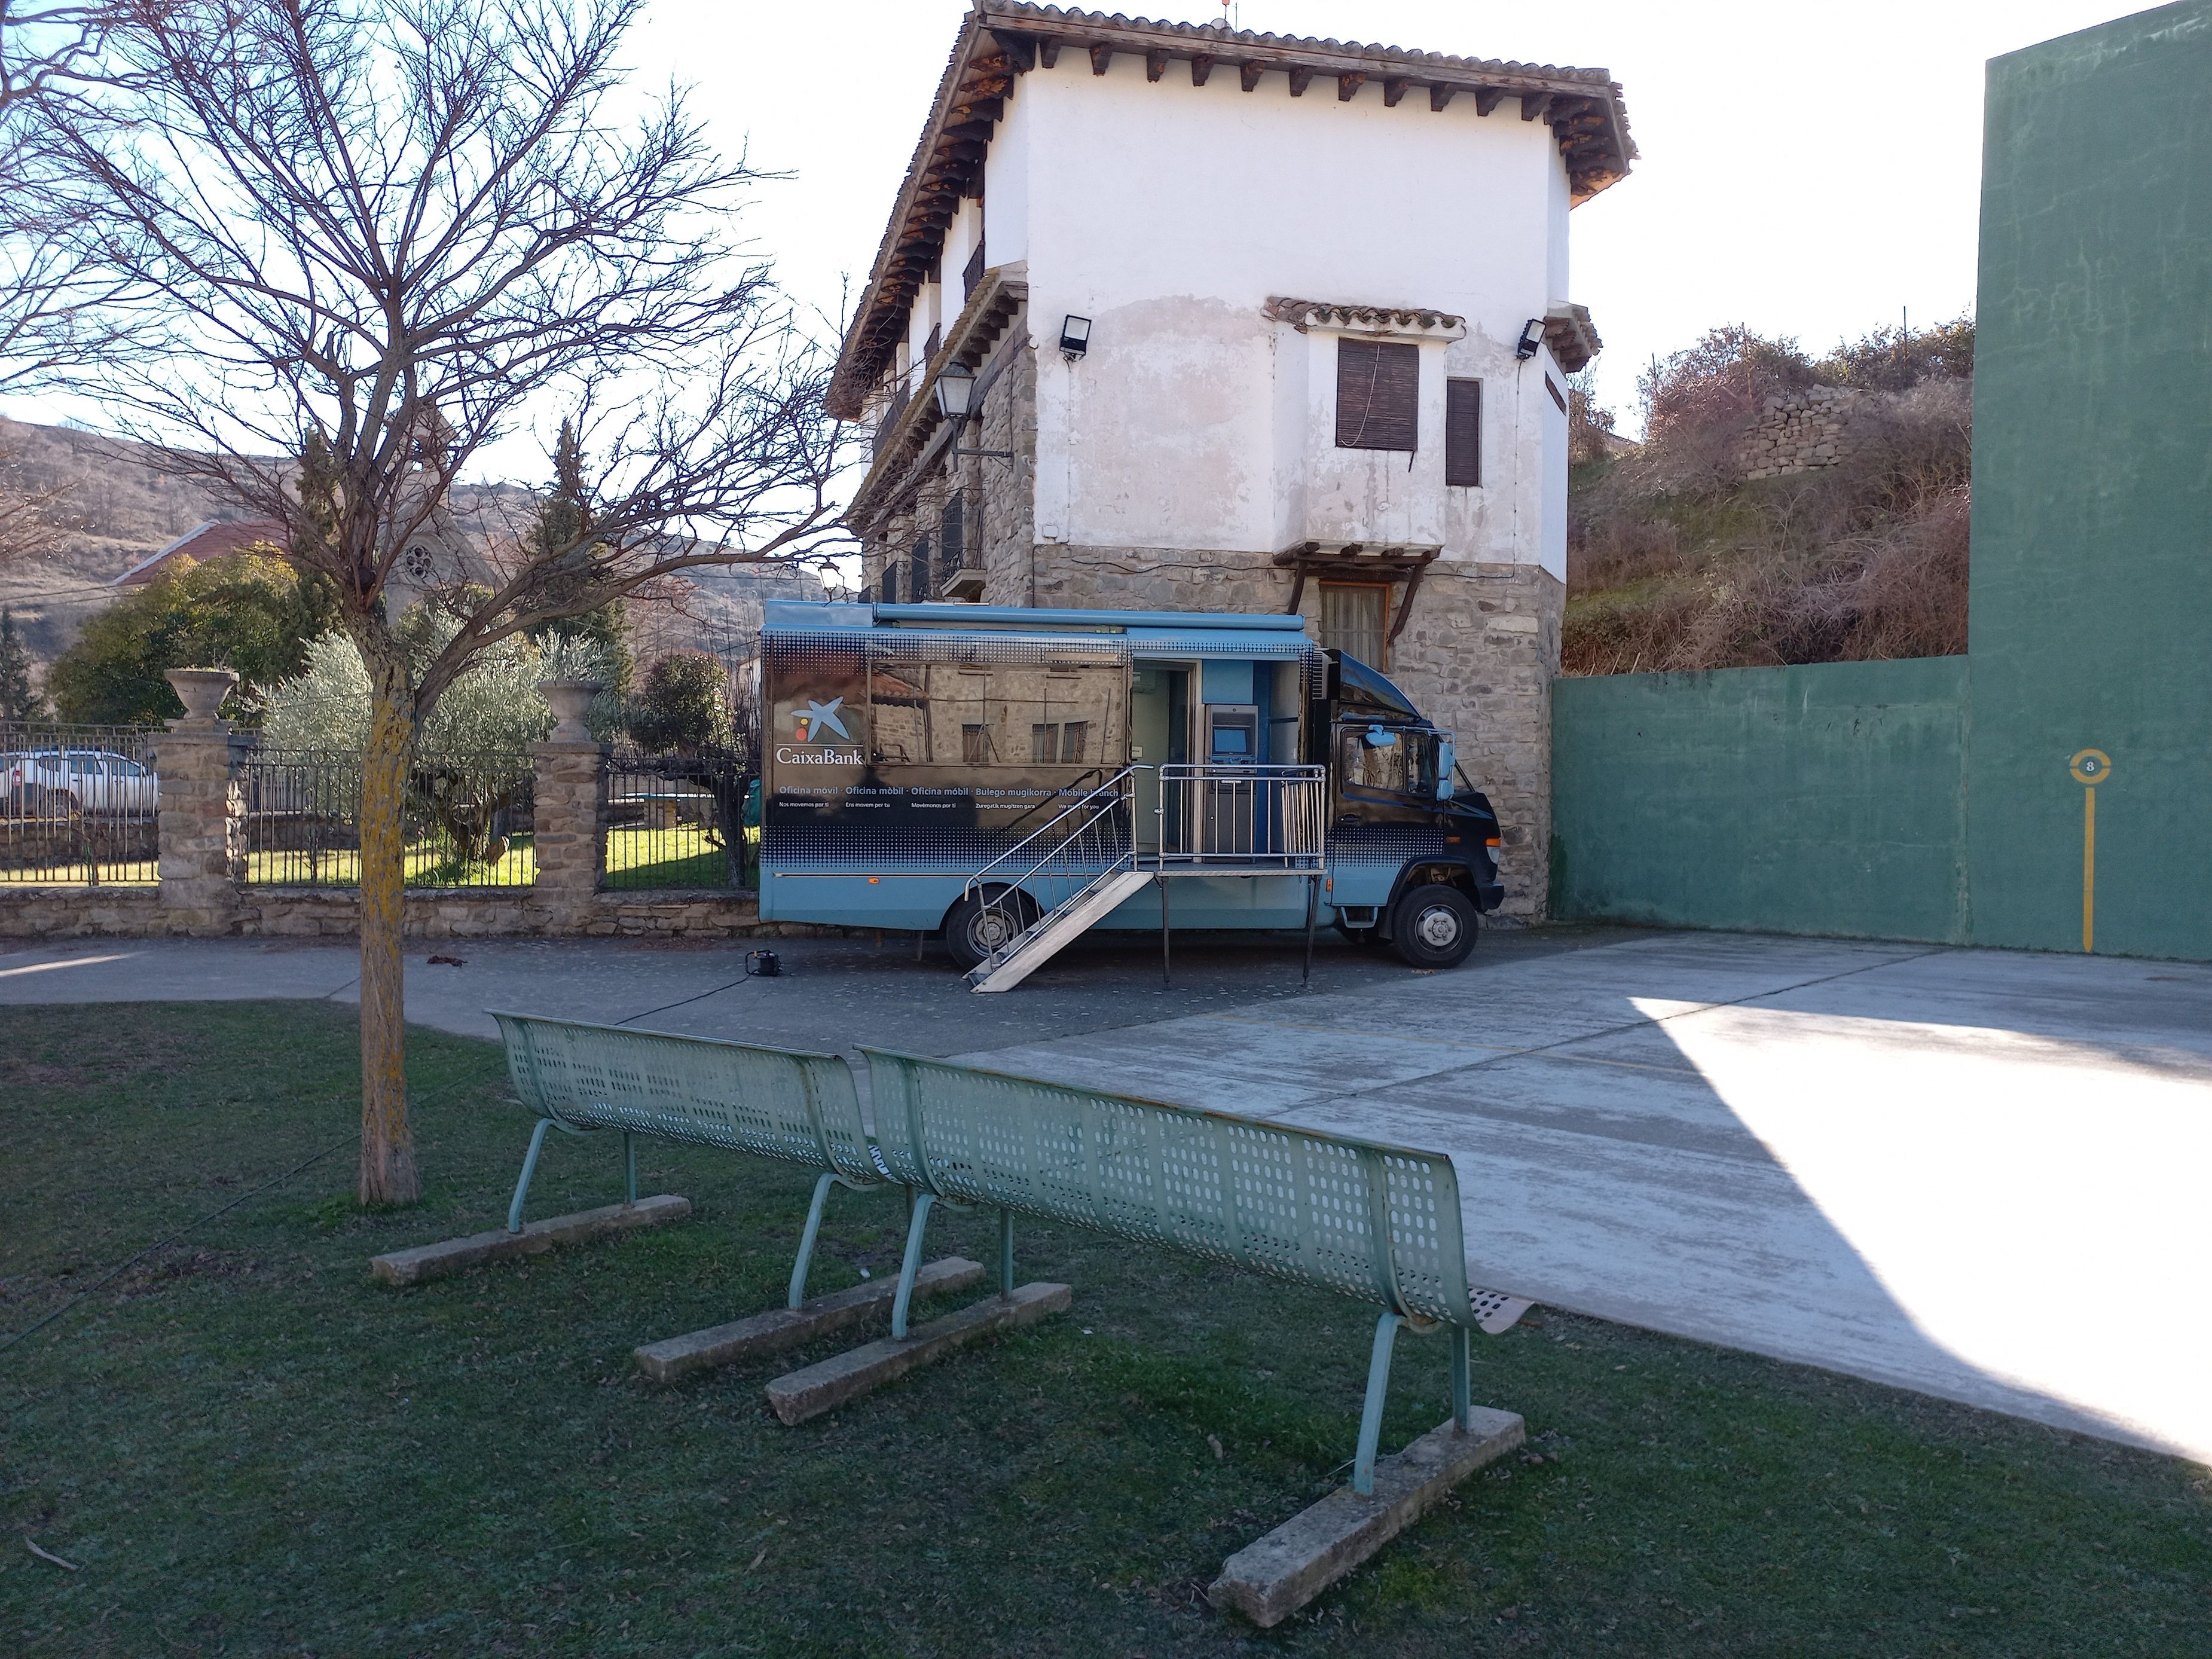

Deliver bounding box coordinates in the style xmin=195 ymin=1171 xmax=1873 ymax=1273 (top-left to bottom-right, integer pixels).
xmin=530 ymin=740 xmax=607 ymax=931
xmin=155 ymin=668 xmax=245 ymax=936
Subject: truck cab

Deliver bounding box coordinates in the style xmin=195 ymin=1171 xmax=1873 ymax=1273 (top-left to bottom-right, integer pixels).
xmin=1319 ymin=649 xmax=1506 ymax=966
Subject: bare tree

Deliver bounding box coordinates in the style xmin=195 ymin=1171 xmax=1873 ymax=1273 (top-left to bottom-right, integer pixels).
xmin=0 ymin=4 xmax=152 ymax=558
xmin=40 ymin=0 xmax=853 ymax=1203
xmin=1 ymin=3 xmax=152 ymax=390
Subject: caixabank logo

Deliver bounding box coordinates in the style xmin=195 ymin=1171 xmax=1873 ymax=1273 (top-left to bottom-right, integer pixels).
xmin=776 ymin=697 xmax=862 ymax=765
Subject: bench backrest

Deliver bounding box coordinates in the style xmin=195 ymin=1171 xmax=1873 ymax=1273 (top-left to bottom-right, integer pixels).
xmin=862 ymin=1047 xmax=1493 ymax=1331
xmin=491 ymin=1012 xmax=880 ymax=1186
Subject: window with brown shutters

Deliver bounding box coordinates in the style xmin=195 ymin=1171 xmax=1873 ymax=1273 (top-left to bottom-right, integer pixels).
xmin=963 ymin=239 xmax=985 ymax=301
xmin=1445 ymin=377 xmax=1482 ymax=487
xmin=1336 ymin=340 xmax=1420 ymax=452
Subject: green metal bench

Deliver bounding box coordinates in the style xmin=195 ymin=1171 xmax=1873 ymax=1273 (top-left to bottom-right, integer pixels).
xmin=490 ymin=1011 xmax=888 ymax=1309
xmin=861 ymin=1047 xmax=1530 ymax=1495
xmin=488 ymin=1012 xmax=1531 ymax=1496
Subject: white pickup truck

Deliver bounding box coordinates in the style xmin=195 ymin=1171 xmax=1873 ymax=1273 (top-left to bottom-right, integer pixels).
xmin=1 ymin=748 xmax=159 ymax=815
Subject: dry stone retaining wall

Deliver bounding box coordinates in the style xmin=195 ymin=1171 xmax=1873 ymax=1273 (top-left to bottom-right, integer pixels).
xmin=1737 ymin=385 xmax=1863 ymax=479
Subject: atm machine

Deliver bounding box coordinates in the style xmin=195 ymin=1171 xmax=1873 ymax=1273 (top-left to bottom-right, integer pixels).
xmin=1203 ymin=702 xmax=1259 ymax=855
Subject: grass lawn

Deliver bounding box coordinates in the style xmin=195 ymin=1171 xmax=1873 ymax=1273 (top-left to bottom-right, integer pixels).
xmin=2 ymin=1003 xmax=2206 ymax=1657
xmin=233 ymin=826 xmax=751 ymax=891
xmin=601 ymin=823 xmax=751 ymax=891
xmin=242 ymin=835 xmax=541 ymax=890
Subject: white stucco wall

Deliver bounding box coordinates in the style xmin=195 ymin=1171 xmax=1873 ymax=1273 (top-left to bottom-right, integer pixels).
xmin=979 ymin=54 xmax=1573 ymax=579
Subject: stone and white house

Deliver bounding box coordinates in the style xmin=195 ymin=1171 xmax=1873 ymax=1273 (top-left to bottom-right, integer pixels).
xmin=827 ymin=2 xmax=1633 ymax=915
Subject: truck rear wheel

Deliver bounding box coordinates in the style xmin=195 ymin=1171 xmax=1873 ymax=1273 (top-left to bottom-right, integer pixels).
xmin=1389 ymin=884 xmax=1477 ymax=969
xmin=943 ymin=887 xmax=1037 ymax=971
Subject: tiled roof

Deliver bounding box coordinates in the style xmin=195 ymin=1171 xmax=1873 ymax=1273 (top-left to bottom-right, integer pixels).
xmin=112 ymin=519 xmax=287 ymax=585
xmin=825 ymin=3 xmax=1634 ymax=418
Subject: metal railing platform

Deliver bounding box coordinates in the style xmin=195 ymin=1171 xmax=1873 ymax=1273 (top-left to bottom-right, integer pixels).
xmin=962 ymin=763 xmax=1328 ymax=992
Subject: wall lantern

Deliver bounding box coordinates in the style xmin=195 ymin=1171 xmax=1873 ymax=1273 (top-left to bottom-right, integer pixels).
xmin=1059 ymin=314 xmax=1092 ymax=360
xmin=1514 ymin=317 xmax=1545 ymax=360
xmin=934 ymin=358 xmax=1015 ymax=459
xmin=933 ymin=359 xmax=976 ymax=420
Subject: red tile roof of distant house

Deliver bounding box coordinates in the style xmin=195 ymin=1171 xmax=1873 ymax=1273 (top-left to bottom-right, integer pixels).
xmin=112 ymin=520 xmax=288 ymax=586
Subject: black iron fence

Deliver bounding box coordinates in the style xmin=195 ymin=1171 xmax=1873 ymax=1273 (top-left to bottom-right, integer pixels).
xmin=604 ymin=746 xmax=754 ymax=890
xmin=240 ymin=747 xmax=536 ymax=888
xmin=0 ymin=721 xmax=160 ymax=885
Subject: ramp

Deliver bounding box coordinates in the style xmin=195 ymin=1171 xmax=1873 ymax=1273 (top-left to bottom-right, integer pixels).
xmin=967 ymin=868 xmax=1155 ymax=993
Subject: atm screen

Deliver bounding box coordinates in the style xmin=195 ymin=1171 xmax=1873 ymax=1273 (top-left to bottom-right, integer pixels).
xmin=1213 ymin=728 xmax=1249 ymax=754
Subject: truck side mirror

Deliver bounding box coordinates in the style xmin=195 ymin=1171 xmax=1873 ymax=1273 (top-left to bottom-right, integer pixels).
xmin=1435 ymin=737 xmax=1455 ymax=799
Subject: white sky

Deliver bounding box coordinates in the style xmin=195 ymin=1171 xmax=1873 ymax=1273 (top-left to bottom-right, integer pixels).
xmin=635 ymin=0 xmax=2141 ymax=439
xmin=1 ymin=0 xmax=2144 ymax=462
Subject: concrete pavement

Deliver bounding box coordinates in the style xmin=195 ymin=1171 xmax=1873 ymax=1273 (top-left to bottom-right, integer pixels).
xmin=960 ymin=933 xmax=2212 ymax=1466
xmin=0 ymin=924 xmax=1624 ymax=1052
xmin=4 ymin=924 xmax=2207 ymax=1466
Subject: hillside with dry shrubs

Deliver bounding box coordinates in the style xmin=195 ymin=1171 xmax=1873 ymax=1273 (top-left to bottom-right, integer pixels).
xmin=1563 ymin=318 xmax=1973 ymax=676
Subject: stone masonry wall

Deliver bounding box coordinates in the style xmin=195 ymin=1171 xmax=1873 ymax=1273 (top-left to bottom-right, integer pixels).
xmin=1025 ymin=548 xmax=1562 ymax=919
xmin=1737 ymin=385 xmax=1863 ymax=479
xmin=0 ymin=885 xmax=846 ymax=943
xmin=4 ymin=728 xmax=850 ymax=942
xmin=1382 ymin=564 xmax=1564 ymax=921
xmin=975 ymin=329 xmax=1037 ymax=601
xmin=859 ymin=307 xmax=1035 ymax=603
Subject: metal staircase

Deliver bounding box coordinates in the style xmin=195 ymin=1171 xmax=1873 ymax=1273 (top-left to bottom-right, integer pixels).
xmin=963 ymin=769 xmax=1141 ymax=993
xmin=962 ymin=764 xmax=1330 ymax=994
xmin=967 ymin=867 xmax=1156 ymax=992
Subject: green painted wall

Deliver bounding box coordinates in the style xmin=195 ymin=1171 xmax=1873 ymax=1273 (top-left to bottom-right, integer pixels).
xmin=1967 ymin=3 xmax=2212 ymax=960
xmin=1551 ymin=660 xmax=1969 ymax=942
xmin=1549 ymin=5 xmax=2211 ymax=961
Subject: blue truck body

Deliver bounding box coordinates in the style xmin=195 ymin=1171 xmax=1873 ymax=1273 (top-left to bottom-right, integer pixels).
xmin=756 ymin=601 xmax=1504 ymax=946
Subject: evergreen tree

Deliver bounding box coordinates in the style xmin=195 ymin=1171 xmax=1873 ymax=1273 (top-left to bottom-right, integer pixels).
xmin=626 ymin=651 xmax=732 ymax=754
xmin=527 ymin=420 xmax=632 ymax=695
xmin=0 ymin=607 xmax=42 ymax=721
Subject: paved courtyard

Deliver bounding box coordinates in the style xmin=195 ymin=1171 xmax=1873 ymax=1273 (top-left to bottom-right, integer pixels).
xmin=5 ymin=924 xmax=2207 ymax=1466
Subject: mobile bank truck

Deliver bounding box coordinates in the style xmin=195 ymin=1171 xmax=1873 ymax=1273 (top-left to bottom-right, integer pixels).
xmin=757 ymin=601 xmax=1506 ymax=991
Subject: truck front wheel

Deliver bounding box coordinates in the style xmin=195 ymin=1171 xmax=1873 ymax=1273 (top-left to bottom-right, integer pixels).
xmin=1389 ymin=884 xmax=1477 ymax=969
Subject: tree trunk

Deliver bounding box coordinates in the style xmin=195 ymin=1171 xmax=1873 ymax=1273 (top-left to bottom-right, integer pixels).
xmin=358 ymin=673 xmax=420 ymax=1205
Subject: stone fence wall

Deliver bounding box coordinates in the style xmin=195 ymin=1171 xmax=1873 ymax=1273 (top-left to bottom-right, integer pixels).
xmin=1736 ymin=385 xmax=1863 ymax=479
xmin=2 ymin=724 xmax=828 ymax=943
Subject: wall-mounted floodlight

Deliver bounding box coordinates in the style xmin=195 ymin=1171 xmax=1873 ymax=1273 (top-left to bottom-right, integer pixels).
xmin=933 ymin=359 xmax=976 ymax=420
xmin=1059 ymin=314 xmax=1092 ymax=360
xmin=1514 ymin=317 xmax=1545 ymax=360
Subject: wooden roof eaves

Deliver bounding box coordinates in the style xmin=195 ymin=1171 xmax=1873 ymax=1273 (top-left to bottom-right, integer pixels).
xmin=988 ymin=1 xmax=1636 ymax=187
xmin=826 ymin=13 xmax=1013 ymax=418
xmin=847 ymin=267 xmax=1031 ymax=528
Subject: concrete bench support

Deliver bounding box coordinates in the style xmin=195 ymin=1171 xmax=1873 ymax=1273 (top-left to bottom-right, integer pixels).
xmin=1209 ymin=1406 xmax=1525 ymax=1628
xmin=763 ymin=1282 xmax=1071 ymax=1425
xmin=634 ymin=1257 xmax=986 ymax=1384
xmin=369 ymin=1195 xmax=692 ymax=1287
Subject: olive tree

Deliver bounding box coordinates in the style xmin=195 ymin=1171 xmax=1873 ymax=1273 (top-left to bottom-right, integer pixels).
xmin=41 ymin=0 xmax=851 ymax=1202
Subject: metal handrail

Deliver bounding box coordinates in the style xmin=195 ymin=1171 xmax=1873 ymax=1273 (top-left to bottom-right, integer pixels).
xmin=1153 ymin=762 xmax=1327 ymax=871
xmin=961 ymin=765 xmax=1140 ymax=906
